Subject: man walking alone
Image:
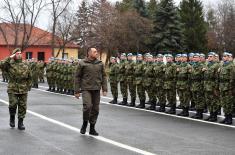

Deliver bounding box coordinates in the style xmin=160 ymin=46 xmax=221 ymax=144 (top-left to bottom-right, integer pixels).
xmin=74 ymin=47 xmax=108 ymax=136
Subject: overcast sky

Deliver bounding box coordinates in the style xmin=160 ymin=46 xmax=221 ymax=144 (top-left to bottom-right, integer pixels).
xmin=36 ymin=0 xmax=220 ymax=30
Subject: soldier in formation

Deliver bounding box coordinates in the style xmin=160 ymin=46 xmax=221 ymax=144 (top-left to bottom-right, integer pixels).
xmin=107 ymin=52 xmax=235 ymax=125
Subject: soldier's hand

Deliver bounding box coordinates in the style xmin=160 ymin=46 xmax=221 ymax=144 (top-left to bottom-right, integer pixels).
xmin=10 ymin=54 xmax=16 ymax=58
xmin=176 ymin=68 xmax=180 ymax=72
xmin=102 ymin=91 xmax=107 ymax=96
xmin=75 ymin=93 xmax=80 ymax=99
xmin=202 ymin=68 xmax=207 ymax=71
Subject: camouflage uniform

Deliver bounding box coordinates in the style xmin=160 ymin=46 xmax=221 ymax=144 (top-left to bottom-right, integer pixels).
xmin=117 ymin=60 xmax=128 ymax=105
xmin=219 ymin=55 xmax=235 ymax=124
xmin=190 ymin=60 xmax=204 ymax=119
xmin=163 ymin=61 xmax=177 ymax=114
xmin=125 ymin=59 xmax=136 ymax=106
xmin=38 ymin=61 xmax=45 ymax=83
xmin=30 ymin=61 xmax=39 ymax=88
xmin=109 ymin=60 xmax=119 ymax=104
xmin=1 ymin=55 xmax=32 ymax=129
xmin=46 ymin=60 xmax=54 ymax=91
xmin=154 ymin=61 xmax=166 ymax=112
xmin=135 ymin=60 xmax=146 ymax=108
xmin=203 ymin=55 xmax=220 ymax=121
xmin=144 ymin=61 xmax=156 ymax=110
xmin=177 ymin=61 xmax=191 ymax=116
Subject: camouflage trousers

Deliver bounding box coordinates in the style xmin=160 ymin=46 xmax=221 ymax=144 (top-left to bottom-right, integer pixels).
xmin=136 ymin=83 xmax=146 ymax=101
xmin=2 ymin=72 xmax=8 ymax=81
xmin=145 ymin=84 xmax=156 ymax=102
xmin=156 ymin=86 xmax=166 ymax=105
xmin=192 ymin=90 xmax=204 ymax=110
xmin=220 ymin=90 xmax=233 ymax=114
xmin=8 ymin=93 xmax=27 ymax=119
xmin=110 ymin=81 xmax=118 ymax=98
xmin=178 ymin=88 xmax=190 ymax=108
xmin=82 ymin=90 xmax=100 ymax=124
xmin=164 ymin=88 xmax=176 ymax=106
xmin=205 ymin=91 xmax=219 ymax=113
xmin=39 ymin=72 xmax=44 ymax=81
xmin=32 ymin=75 xmax=39 ymax=85
xmin=120 ymin=81 xmax=128 ymax=98
xmin=127 ymin=80 xmax=136 ymax=99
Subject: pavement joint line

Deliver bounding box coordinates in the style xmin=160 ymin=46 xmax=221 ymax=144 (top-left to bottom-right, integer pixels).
xmin=1 ymin=82 xmax=235 ymax=129
xmin=0 ymin=98 xmax=157 ymax=155
xmin=32 ymin=86 xmax=235 ymax=129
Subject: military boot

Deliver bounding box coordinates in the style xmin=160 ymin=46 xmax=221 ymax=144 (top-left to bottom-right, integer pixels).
xmin=18 ymin=118 xmax=25 ymax=130
xmin=166 ymin=104 xmax=176 ymax=114
xmin=209 ymin=112 xmax=218 ymax=122
xmin=204 ymin=112 xmax=213 ymax=121
xmin=203 ymin=105 xmax=208 ymax=113
xmin=191 ymin=109 xmax=203 ymax=119
xmin=112 ymin=97 xmax=118 ymax=104
xmin=189 ymin=101 xmax=196 ymax=111
xmin=9 ymin=108 xmax=16 ymax=128
xmin=225 ymin=114 xmax=233 ymax=125
xmin=157 ymin=104 xmax=165 ymax=112
xmin=146 ymin=101 xmax=156 ymax=110
xmin=47 ymin=87 xmax=51 ymax=91
xmin=63 ymin=89 xmax=67 ymax=94
xmin=178 ymin=107 xmax=188 ymax=116
xmin=89 ymin=124 xmax=99 ymax=136
xmin=80 ymin=121 xmax=88 ymax=134
xmin=136 ymin=100 xmax=145 ymax=109
xmin=118 ymin=98 xmax=128 ymax=106
xmin=182 ymin=107 xmax=189 ymax=117
xmin=176 ymin=104 xmax=183 ymax=109
xmin=217 ymin=107 xmax=221 ymax=115
xmin=129 ymin=98 xmax=136 ymax=107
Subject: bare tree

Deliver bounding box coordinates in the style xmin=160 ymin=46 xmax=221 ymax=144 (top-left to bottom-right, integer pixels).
xmin=0 ymin=0 xmax=46 ymax=51
xmin=49 ymin=0 xmax=72 ymax=57
xmin=55 ymin=10 xmax=77 ymax=58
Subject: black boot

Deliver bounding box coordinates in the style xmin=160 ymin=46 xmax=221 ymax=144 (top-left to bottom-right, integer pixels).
xmin=9 ymin=108 xmax=16 ymax=128
xmin=80 ymin=121 xmax=88 ymax=134
xmin=112 ymin=97 xmax=118 ymax=104
xmin=157 ymin=104 xmax=165 ymax=112
xmin=63 ymin=89 xmax=67 ymax=94
xmin=191 ymin=109 xmax=203 ymax=119
xmin=18 ymin=118 xmax=25 ymax=130
xmin=217 ymin=107 xmax=221 ymax=115
xmin=177 ymin=107 xmax=185 ymax=116
xmin=47 ymin=87 xmax=51 ymax=91
xmin=118 ymin=98 xmax=128 ymax=106
xmin=225 ymin=114 xmax=233 ymax=125
xmin=204 ymin=112 xmax=213 ymax=121
xmin=209 ymin=112 xmax=217 ymax=122
xmin=129 ymin=98 xmax=136 ymax=107
xmin=136 ymin=100 xmax=145 ymax=109
xmin=166 ymin=104 xmax=176 ymax=114
xmin=176 ymin=104 xmax=183 ymax=109
xmin=203 ymin=105 xmax=208 ymax=113
xmin=89 ymin=124 xmax=99 ymax=136
xmin=52 ymin=87 xmax=56 ymax=92
xmin=146 ymin=101 xmax=156 ymax=110
xmin=190 ymin=101 xmax=196 ymax=111
xmin=67 ymin=90 xmax=71 ymax=95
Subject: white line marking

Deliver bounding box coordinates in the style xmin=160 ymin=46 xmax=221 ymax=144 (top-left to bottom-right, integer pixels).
xmin=1 ymin=82 xmax=235 ymax=129
xmin=0 ymin=98 xmax=157 ymax=155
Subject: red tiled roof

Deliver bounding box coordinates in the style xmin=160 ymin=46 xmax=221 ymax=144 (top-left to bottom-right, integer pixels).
xmin=0 ymin=23 xmax=78 ymax=48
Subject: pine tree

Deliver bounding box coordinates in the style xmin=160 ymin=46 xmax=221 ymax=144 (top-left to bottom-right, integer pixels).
xmin=179 ymin=0 xmax=207 ymax=52
xmin=152 ymin=0 xmax=184 ymax=52
xmin=147 ymin=0 xmax=158 ymax=19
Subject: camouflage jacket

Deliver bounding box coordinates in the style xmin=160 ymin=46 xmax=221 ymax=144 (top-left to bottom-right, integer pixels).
xmin=203 ymin=62 xmax=220 ymax=91
xmin=2 ymin=58 xmax=32 ymax=94
xmin=134 ymin=61 xmax=145 ymax=85
xmin=219 ymin=62 xmax=235 ymax=91
xmin=190 ymin=62 xmax=204 ymax=91
xmin=117 ymin=61 xmax=127 ymax=82
xmin=125 ymin=61 xmax=136 ymax=82
xmin=109 ymin=63 xmax=119 ymax=82
xmin=163 ymin=62 xmax=176 ymax=90
xmin=153 ymin=62 xmax=164 ymax=87
xmin=143 ymin=63 xmax=154 ymax=87
xmin=176 ymin=62 xmax=190 ymax=90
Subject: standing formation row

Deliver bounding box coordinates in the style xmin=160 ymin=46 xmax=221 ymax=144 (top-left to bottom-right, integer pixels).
xmin=108 ymin=52 xmax=235 ymax=125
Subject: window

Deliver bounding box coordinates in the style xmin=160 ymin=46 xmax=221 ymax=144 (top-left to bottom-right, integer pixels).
xmin=63 ymin=53 xmax=68 ymax=59
xmin=38 ymin=52 xmax=45 ymax=61
xmin=26 ymin=52 xmax=33 ymax=59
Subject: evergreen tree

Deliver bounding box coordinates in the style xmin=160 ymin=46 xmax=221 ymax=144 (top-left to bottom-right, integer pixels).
xmin=147 ymin=0 xmax=158 ymax=19
xmin=152 ymin=0 xmax=184 ymax=52
xmin=179 ymin=0 xmax=207 ymax=52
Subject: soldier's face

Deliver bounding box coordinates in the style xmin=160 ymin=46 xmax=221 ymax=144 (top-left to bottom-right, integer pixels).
xmin=127 ymin=56 xmax=133 ymax=61
xmin=15 ymin=52 xmax=22 ymax=60
xmin=120 ymin=56 xmax=126 ymax=60
xmin=222 ymin=55 xmax=228 ymax=61
xmin=137 ymin=56 xmax=143 ymax=61
xmin=111 ymin=59 xmax=116 ymax=63
xmin=193 ymin=56 xmax=199 ymax=62
xmin=208 ymin=55 xmax=214 ymax=62
xmin=167 ymin=57 xmax=173 ymax=62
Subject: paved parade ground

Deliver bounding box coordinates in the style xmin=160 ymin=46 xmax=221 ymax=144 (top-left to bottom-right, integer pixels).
xmin=1 ymin=82 xmax=235 ymax=155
